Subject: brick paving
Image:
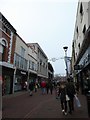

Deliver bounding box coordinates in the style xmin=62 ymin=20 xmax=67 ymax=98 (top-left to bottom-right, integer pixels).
xmin=2 ymin=89 xmax=89 ymax=119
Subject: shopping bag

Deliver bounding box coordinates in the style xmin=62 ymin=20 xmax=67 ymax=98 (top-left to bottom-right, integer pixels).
xmin=74 ymin=95 xmax=81 ymax=107
xmin=66 ymin=94 xmax=70 ymax=101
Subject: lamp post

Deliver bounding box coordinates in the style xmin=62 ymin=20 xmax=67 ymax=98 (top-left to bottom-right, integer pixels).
xmin=63 ymin=46 xmax=68 ymax=78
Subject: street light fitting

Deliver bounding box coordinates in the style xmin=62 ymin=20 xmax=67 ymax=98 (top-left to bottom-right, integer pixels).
xmin=63 ymin=46 xmax=68 ymax=52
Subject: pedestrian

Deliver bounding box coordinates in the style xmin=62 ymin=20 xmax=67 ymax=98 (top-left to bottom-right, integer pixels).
xmin=35 ymin=83 xmax=38 ymax=92
xmin=29 ymin=81 xmax=34 ymax=96
xmin=49 ymin=80 xmax=53 ymax=94
xmin=46 ymin=81 xmax=49 ymax=94
xmin=46 ymin=80 xmax=53 ymax=94
xmin=55 ymin=83 xmax=60 ymax=99
xmin=41 ymin=80 xmax=46 ymax=94
xmin=66 ymin=78 xmax=76 ymax=114
xmin=59 ymin=83 xmax=68 ymax=115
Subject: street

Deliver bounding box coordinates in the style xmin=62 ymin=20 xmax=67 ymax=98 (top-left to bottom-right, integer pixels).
xmin=2 ymin=89 xmax=89 ymax=118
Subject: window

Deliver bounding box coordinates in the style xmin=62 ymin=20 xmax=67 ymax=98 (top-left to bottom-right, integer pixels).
xmin=20 ymin=46 xmax=25 ymax=57
xmin=29 ymin=60 xmax=32 ymax=69
xmin=29 ymin=60 xmax=31 ymax=69
xmin=0 ymin=39 xmax=8 ymax=61
xmin=76 ymin=27 xmax=79 ymax=39
xmin=78 ymin=43 xmax=80 ymax=50
xmin=83 ymin=25 xmax=86 ymax=38
xmin=80 ymin=3 xmax=83 ymax=22
xmin=32 ymin=62 xmax=34 ymax=70
xmin=40 ymin=59 xmax=42 ymax=65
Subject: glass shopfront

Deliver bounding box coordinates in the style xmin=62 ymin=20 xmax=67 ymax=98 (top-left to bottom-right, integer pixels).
xmin=14 ymin=69 xmax=28 ymax=92
xmin=76 ymin=46 xmax=90 ymax=95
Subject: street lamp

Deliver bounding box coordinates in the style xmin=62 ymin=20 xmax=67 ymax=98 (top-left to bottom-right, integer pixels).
xmin=63 ymin=46 xmax=68 ymax=78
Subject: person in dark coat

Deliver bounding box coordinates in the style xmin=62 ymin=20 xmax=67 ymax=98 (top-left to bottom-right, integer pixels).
xmin=29 ymin=81 xmax=34 ymax=96
xmin=46 ymin=80 xmax=53 ymax=94
xmin=49 ymin=80 xmax=53 ymax=94
xmin=59 ymin=83 xmax=68 ymax=115
xmin=46 ymin=81 xmax=49 ymax=94
xmin=66 ymin=78 xmax=76 ymax=114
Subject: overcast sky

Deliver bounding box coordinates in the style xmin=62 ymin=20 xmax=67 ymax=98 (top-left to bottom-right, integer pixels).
xmin=0 ymin=0 xmax=78 ymax=76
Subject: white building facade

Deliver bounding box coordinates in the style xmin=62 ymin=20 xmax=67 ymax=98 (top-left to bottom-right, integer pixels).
xmin=72 ymin=0 xmax=90 ymax=94
xmin=28 ymin=43 xmax=48 ymax=82
xmin=13 ymin=34 xmax=28 ymax=92
xmin=27 ymin=43 xmax=38 ymax=84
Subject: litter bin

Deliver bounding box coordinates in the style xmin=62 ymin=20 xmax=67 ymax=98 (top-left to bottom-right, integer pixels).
xmin=87 ymin=93 xmax=90 ymax=117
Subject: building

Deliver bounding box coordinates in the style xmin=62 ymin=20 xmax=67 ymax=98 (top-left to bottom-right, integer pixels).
xmin=72 ymin=0 xmax=90 ymax=94
xmin=0 ymin=13 xmax=53 ymax=95
xmin=13 ymin=34 xmax=28 ymax=92
xmin=27 ymin=43 xmax=38 ymax=84
xmin=28 ymin=43 xmax=48 ymax=82
xmin=0 ymin=12 xmax=16 ymax=95
xmin=48 ymin=62 xmax=54 ymax=80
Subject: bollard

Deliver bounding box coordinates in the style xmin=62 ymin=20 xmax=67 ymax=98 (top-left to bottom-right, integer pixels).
xmin=87 ymin=94 xmax=90 ymax=117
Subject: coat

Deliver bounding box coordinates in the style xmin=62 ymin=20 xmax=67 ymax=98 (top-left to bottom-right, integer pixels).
xmin=29 ymin=82 xmax=34 ymax=91
xmin=66 ymin=82 xmax=76 ymax=98
xmin=59 ymin=86 xmax=67 ymax=101
xmin=41 ymin=81 xmax=46 ymax=88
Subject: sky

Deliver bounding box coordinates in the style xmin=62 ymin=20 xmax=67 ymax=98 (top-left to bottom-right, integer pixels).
xmin=0 ymin=0 xmax=78 ymax=76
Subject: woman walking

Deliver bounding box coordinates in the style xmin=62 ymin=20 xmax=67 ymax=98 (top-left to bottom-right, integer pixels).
xmin=59 ymin=83 xmax=68 ymax=115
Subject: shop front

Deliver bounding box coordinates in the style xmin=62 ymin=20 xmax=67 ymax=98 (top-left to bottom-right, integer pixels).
xmin=2 ymin=66 xmax=14 ymax=95
xmin=75 ymin=46 xmax=90 ymax=95
xmin=14 ymin=69 xmax=28 ymax=92
xmin=28 ymin=71 xmax=37 ymax=84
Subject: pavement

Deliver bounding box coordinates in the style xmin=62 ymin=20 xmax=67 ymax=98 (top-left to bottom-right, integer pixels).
xmin=2 ymin=88 xmax=89 ymax=119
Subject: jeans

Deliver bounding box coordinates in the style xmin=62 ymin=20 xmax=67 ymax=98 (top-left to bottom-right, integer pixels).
xmin=61 ymin=100 xmax=67 ymax=112
xmin=42 ymin=87 xmax=46 ymax=94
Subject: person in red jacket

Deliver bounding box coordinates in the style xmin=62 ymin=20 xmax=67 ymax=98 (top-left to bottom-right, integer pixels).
xmin=41 ymin=80 xmax=46 ymax=94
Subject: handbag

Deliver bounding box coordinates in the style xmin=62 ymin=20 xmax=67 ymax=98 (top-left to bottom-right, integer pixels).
xmin=74 ymin=95 xmax=81 ymax=107
xmin=66 ymin=94 xmax=70 ymax=101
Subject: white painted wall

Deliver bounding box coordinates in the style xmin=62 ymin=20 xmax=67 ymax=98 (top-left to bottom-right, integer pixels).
xmin=73 ymin=1 xmax=90 ymax=61
xmin=15 ymin=35 xmax=28 ymax=60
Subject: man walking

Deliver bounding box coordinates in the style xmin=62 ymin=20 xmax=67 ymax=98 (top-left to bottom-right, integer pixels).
xmin=66 ymin=78 xmax=76 ymax=114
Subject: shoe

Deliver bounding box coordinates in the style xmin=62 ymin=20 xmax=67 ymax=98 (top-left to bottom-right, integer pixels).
xmin=64 ymin=112 xmax=67 ymax=115
xmin=68 ymin=111 xmax=72 ymax=114
xmin=62 ymin=109 xmax=64 ymax=112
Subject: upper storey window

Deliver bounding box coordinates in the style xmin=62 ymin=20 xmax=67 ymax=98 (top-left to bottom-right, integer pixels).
xmin=76 ymin=26 xmax=79 ymax=39
xmin=20 ymin=46 xmax=25 ymax=58
xmin=2 ymin=24 xmax=11 ymax=36
xmin=0 ymin=38 xmax=8 ymax=61
xmin=83 ymin=25 xmax=86 ymax=39
xmin=80 ymin=3 xmax=83 ymax=23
